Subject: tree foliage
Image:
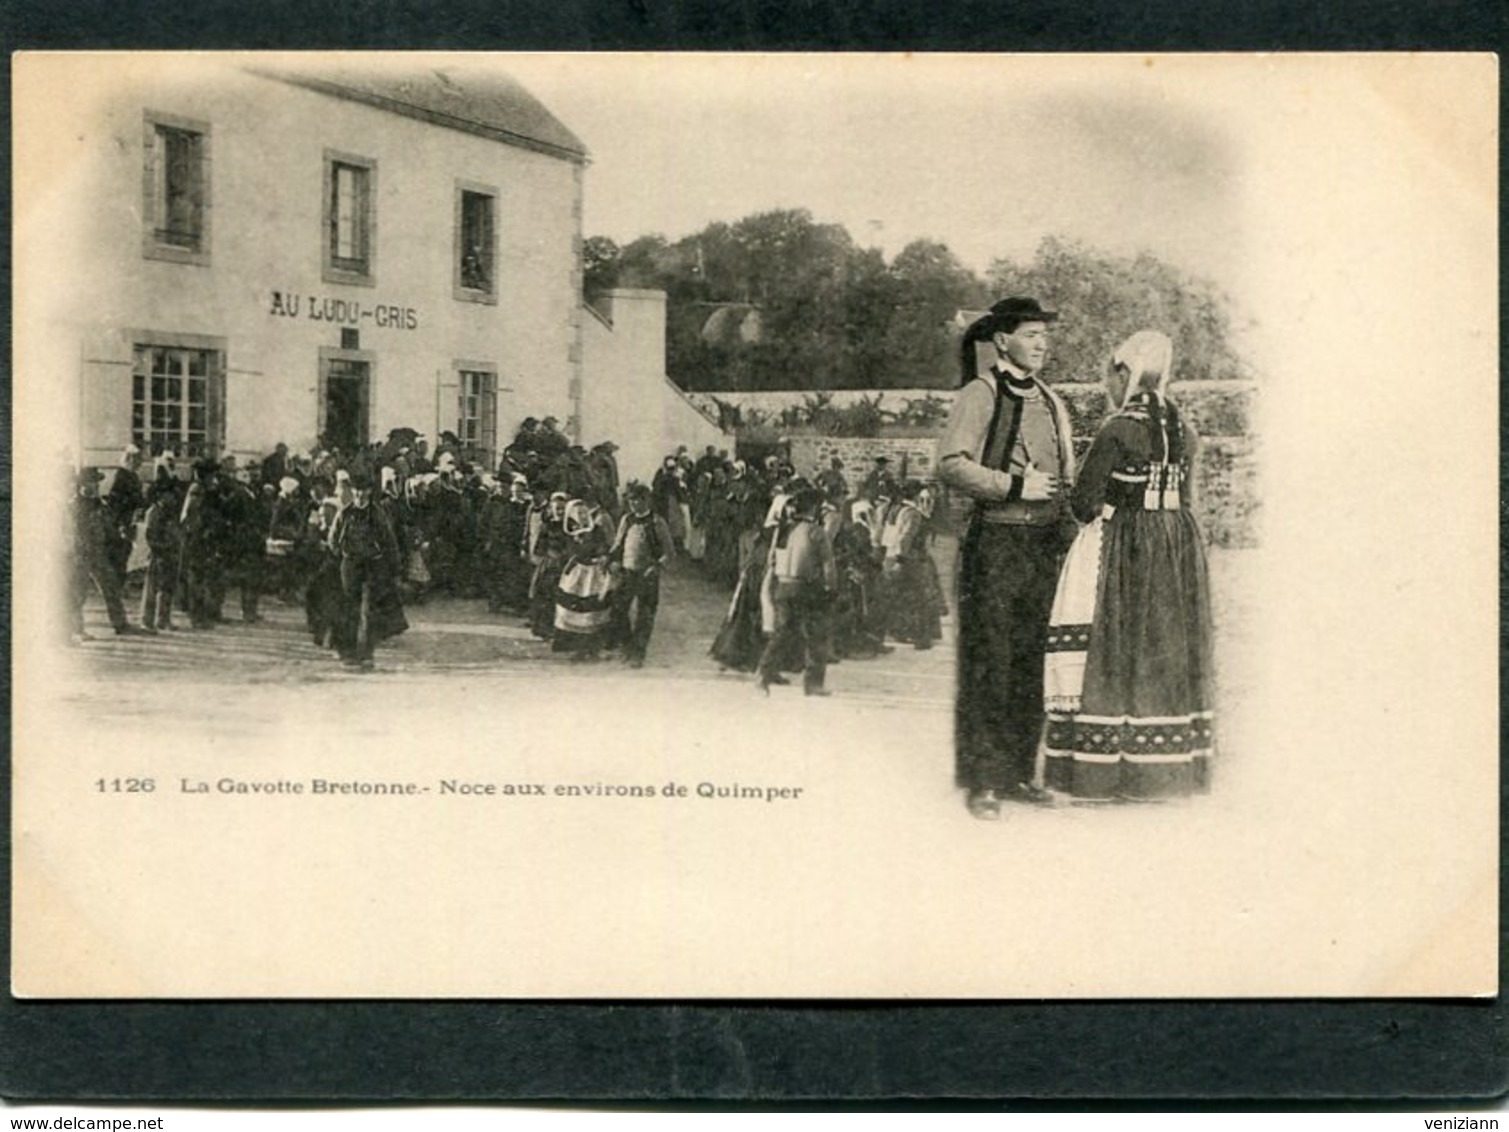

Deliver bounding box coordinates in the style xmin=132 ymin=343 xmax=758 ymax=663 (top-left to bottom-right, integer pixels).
xmin=987 ymin=236 xmax=1246 ymax=384
xmin=581 ymin=235 xmax=621 ymax=296
xmin=585 ymin=215 xmax=1245 ymax=392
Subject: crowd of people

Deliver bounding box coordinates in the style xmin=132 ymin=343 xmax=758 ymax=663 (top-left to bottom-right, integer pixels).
xmin=67 ymin=412 xmax=952 ymax=686
xmin=698 ymin=454 xmax=949 ymax=698
xmin=66 ymin=414 xmax=637 ymax=669
xmin=67 ymin=395 xmax=955 ymax=690
xmin=68 ymin=294 xmax=1216 ymax=816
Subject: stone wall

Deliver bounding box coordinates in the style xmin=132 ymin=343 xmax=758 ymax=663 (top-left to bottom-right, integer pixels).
xmin=788 ymin=434 xmax=943 ymax=490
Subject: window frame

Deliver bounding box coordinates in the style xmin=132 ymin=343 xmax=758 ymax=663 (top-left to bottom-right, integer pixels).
xmin=453 ymin=179 xmax=499 ymax=305
xmin=141 ymin=111 xmax=212 ymax=266
xmin=454 ymin=362 xmax=499 ymax=469
xmin=128 ymin=332 xmax=227 ymax=459
xmin=322 ymin=150 xmax=378 ymax=288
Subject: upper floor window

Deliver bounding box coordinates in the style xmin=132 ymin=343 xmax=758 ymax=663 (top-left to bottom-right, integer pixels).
xmin=323 ymin=151 xmax=376 ymax=286
xmin=454 ymin=181 xmax=498 ymax=303
xmin=142 ymin=112 xmax=211 ymax=265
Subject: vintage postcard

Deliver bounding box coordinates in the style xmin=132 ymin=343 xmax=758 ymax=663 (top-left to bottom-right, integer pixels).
xmin=10 ymin=51 xmax=1497 ymax=998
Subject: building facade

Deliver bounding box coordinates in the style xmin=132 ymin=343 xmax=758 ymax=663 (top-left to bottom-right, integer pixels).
xmin=579 ymin=289 xmax=733 ymax=486
xmin=45 ymin=61 xmax=587 ymax=471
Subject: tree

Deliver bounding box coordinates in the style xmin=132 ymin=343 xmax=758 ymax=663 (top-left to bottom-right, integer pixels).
xmin=883 ymin=239 xmax=990 ymax=387
xmin=987 ymin=237 xmax=1245 ymax=384
xmin=581 ymin=235 xmax=621 ymax=297
xmin=584 ymin=217 xmax=1246 ymax=395
xmin=615 ymin=234 xmax=677 ymax=289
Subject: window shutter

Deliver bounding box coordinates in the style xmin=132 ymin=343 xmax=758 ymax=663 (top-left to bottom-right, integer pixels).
xmin=482 ymin=375 xmax=498 ymax=467
xmin=79 ymin=338 xmax=133 ymax=465
xmin=435 ymin=369 xmax=460 ymax=444
xmin=142 ymin=125 xmax=160 ymax=233
xmin=207 ymin=351 xmax=226 ymax=458
xmin=222 ymin=359 xmax=252 ymax=460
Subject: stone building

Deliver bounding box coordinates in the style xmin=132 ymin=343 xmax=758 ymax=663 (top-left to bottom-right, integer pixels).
xmin=22 ymin=57 xmax=725 ymax=483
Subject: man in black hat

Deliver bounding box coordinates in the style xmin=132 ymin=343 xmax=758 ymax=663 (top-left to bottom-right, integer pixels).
xmin=70 ymin=467 xmax=142 ymax=639
xmin=586 ymin=440 xmax=621 ymax=520
xmin=609 ymin=481 xmax=674 ymax=668
xmin=860 ymin=455 xmax=894 ymax=504
xmin=178 ymin=458 xmax=226 ymax=629
xmin=816 ymin=456 xmax=849 ymax=504
xmin=536 ymin=416 xmax=569 ymax=460
xmin=104 ymin=444 xmax=145 ymax=585
xmin=938 ymin=297 xmax=1078 ymax=820
xmin=692 ymin=444 xmax=720 ymax=484
xmin=757 ymin=485 xmax=838 ymax=696
xmin=328 ymin=472 xmax=406 ymax=669
xmin=139 ymin=475 xmax=182 ymax=632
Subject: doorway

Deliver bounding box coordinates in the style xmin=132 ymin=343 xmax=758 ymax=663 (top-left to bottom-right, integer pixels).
xmin=320 ymin=352 xmax=371 ymax=455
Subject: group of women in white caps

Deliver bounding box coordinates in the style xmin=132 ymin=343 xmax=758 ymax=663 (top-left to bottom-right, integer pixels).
xmin=943 ymin=295 xmax=1214 ymax=817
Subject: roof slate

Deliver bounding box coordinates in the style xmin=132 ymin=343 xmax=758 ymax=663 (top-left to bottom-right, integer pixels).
xmin=252 ymin=62 xmax=589 ymax=163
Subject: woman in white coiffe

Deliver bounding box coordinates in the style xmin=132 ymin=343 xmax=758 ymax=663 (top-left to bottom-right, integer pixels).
xmin=1039 ymin=329 xmax=1216 ymax=802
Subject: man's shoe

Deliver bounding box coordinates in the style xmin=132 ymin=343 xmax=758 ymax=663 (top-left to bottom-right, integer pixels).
xmin=115 ymin=624 xmax=150 ymax=636
xmin=1010 ymin=783 xmax=1061 ymax=808
xmin=804 ymin=687 xmax=832 ymax=697
xmin=966 ymin=789 xmax=1003 ymax=821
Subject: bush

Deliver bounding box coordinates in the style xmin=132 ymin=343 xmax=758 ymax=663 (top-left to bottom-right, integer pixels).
xmin=829 ymin=394 xmax=889 ymax=437
xmin=895 ymin=394 xmax=950 ymax=428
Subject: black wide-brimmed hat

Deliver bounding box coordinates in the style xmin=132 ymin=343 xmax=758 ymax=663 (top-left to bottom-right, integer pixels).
xmin=989 ymin=296 xmax=1058 ymax=324
xmin=789 ymin=485 xmax=824 ymax=513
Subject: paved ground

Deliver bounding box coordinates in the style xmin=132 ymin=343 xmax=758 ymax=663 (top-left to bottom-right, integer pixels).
xmin=53 ymin=540 xmax=1269 ymax=761
xmin=59 ymin=545 xmax=962 ymax=712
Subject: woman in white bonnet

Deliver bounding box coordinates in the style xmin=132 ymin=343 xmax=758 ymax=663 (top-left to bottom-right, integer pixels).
xmin=1040 ymin=329 xmax=1216 ymax=801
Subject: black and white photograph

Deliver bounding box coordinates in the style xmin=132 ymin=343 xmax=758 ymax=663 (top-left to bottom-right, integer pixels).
xmin=10 ymin=51 xmax=1497 ymax=1000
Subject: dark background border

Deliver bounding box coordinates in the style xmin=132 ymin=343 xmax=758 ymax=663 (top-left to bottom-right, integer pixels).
xmin=3 ymin=0 xmax=1505 ymax=1103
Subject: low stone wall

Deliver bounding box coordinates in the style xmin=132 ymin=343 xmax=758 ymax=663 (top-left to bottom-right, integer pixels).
xmin=789 ymin=434 xmax=942 ymax=488
xmin=1191 ymin=434 xmax=1260 ymax=549
xmin=1054 ymin=380 xmax=1255 ymax=443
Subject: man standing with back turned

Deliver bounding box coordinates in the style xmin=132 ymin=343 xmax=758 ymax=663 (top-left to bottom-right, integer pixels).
xmin=938 ymin=297 xmax=1077 ymax=820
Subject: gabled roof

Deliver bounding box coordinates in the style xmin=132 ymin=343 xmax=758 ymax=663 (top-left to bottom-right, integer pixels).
xmin=250 ymin=62 xmax=588 ymax=164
